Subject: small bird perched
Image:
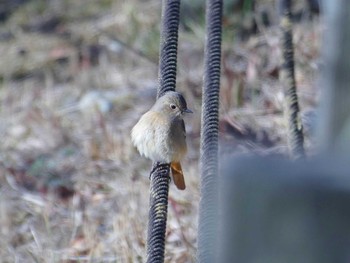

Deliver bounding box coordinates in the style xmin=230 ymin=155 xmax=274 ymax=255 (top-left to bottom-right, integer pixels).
xmin=131 ymin=91 xmax=192 ymax=190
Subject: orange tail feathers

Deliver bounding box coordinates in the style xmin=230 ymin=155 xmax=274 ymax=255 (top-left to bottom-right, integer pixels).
xmin=170 ymin=162 xmax=186 ymax=190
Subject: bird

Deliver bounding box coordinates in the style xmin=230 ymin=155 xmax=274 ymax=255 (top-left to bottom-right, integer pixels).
xmin=131 ymin=91 xmax=192 ymax=190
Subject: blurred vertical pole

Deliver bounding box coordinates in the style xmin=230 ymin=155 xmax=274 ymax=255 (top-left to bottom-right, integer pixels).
xmin=197 ymin=0 xmax=222 ymax=262
xmin=147 ymin=1 xmax=180 ymax=262
xmin=280 ymin=0 xmax=305 ymax=159
xmin=317 ymin=0 xmax=350 ymax=152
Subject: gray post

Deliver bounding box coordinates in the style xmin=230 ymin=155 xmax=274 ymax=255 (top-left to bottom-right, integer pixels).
xmin=317 ymin=0 xmax=350 ymax=152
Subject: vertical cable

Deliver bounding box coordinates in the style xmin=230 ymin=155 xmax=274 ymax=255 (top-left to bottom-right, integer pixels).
xmin=157 ymin=0 xmax=181 ymax=98
xmin=146 ymin=1 xmax=180 ymax=262
xmin=147 ymin=162 xmax=171 ymax=263
xmin=197 ymin=0 xmax=222 ymax=262
xmin=280 ymin=0 xmax=305 ymax=158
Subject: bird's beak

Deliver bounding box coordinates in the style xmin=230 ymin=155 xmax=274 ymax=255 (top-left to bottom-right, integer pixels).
xmin=183 ymin=108 xmax=193 ymax=114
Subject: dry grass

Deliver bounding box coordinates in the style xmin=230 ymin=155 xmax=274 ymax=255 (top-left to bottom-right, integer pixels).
xmin=0 ymin=0 xmax=321 ymax=262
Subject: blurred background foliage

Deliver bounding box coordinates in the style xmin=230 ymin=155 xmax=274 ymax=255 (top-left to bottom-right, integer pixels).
xmin=0 ymin=0 xmax=321 ymax=262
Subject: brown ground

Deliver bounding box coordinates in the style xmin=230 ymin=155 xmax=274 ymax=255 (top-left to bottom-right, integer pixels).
xmin=0 ymin=0 xmax=321 ymax=262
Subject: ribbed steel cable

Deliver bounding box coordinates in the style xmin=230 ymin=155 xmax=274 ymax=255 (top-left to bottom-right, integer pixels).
xmin=157 ymin=0 xmax=181 ymax=99
xmin=197 ymin=0 xmax=222 ymax=262
xmin=147 ymin=162 xmax=171 ymax=263
xmin=146 ymin=0 xmax=180 ymax=262
xmin=280 ymin=0 xmax=305 ymax=158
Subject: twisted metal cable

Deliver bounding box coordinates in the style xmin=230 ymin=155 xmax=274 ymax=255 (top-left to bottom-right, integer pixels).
xmin=147 ymin=0 xmax=180 ymax=262
xmin=147 ymin=163 xmax=170 ymax=263
xmin=157 ymin=0 xmax=181 ymax=98
xmin=280 ymin=0 xmax=305 ymax=159
xmin=197 ymin=0 xmax=222 ymax=262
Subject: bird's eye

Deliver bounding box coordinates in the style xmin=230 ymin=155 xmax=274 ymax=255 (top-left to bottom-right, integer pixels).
xmin=170 ymin=104 xmax=177 ymax=110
